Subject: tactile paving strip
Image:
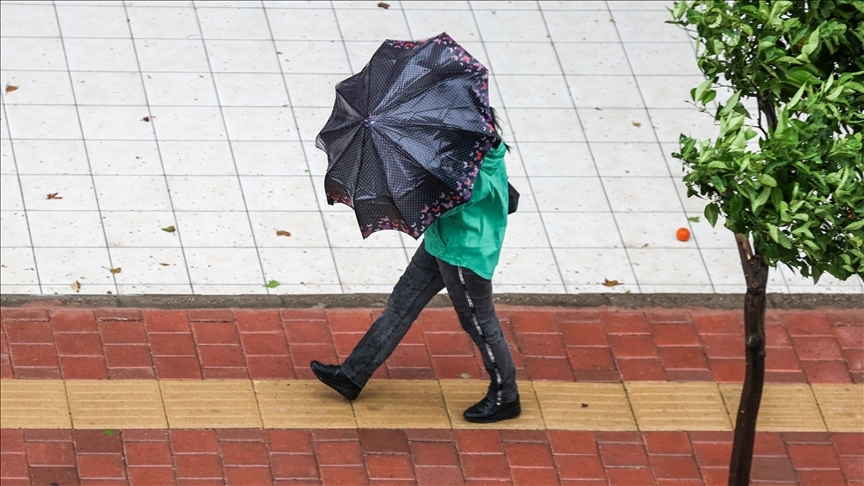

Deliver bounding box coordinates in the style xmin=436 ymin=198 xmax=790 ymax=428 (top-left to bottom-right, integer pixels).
xmin=1 ymin=379 xmax=860 ymax=432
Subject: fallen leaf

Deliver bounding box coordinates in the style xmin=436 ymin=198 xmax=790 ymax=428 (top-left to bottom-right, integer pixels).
xmin=71 ymin=280 xmax=81 ymax=292
xmin=141 ymin=116 xmax=150 ymax=122
xmin=276 ymin=230 xmax=291 ymax=237
xmin=162 ymin=225 xmax=176 ymax=233
xmin=688 ymin=216 xmax=701 ymax=223
xmin=602 ymin=278 xmax=620 ymax=287
xmin=265 ymin=280 xmax=280 ymax=288
xmin=159 ymin=263 xmax=170 ymax=266
xmin=460 ymin=373 xmax=471 ymax=379
xmin=108 ymin=267 xmax=121 ymax=274
xmin=46 ymin=192 xmax=62 ymax=200
xmin=104 ymin=429 xmax=115 ymax=436
xmin=377 ymin=2 xmax=390 ymax=8
xmin=632 ymin=121 xmax=642 ymax=127
xmin=5 ymin=83 xmax=19 ymax=93
xmin=581 ymin=403 xmax=589 ymax=408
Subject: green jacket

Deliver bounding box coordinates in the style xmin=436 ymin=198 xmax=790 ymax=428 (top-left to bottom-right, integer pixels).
xmin=423 ymin=142 xmax=509 ymax=279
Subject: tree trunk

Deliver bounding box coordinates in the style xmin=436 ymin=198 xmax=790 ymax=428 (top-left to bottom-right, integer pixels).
xmin=728 ymin=233 xmax=770 ymax=486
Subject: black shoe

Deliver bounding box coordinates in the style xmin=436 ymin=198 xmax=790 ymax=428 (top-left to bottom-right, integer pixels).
xmin=310 ymin=360 xmax=362 ymax=401
xmin=463 ymin=395 xmax=521 ymax=423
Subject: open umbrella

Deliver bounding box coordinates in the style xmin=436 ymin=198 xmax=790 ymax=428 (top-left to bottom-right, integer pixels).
xmin=316 ymin=32 xmax=500 ymax=239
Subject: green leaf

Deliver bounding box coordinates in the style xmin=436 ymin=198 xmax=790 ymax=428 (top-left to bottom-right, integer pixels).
xmin=161 ymin=225 xmax=176 ymax=233
xmin=460 ymin=373 xmax=471 ymax=379
xmin=704 ymin=203 xmax=720 ymax=227
xmin=758 ymin=174 xmax=777 ymax=187
xmin=846 ymin=220 xmax=864 ymax=232
xmin=692 ymin=78 xmax=715 ymax=104
xmin=788 ymin=84 xmax=807 ymax=109
xmin=104 ymin=429 xmax=115 ymax=436
xmin=265 ymin=280 xmax=280 ymax=288
xmin=752 ymin=187 xmax=772 ymax=214
xmin=767 ymin=224 xmax=780 ymax=243
xmin=720 ymin=91 xmax=741 ymax=115
xmin=801 ymin=26 xmax=821 ymax=58
xmin=671 ymin=1 xmax=687 ymax=20
xmin=688 ymin=216 xmax=701 ymax=223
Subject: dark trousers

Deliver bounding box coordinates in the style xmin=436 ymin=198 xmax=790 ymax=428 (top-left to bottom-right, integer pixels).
xmin=340 ymin=242 xmax=518 ymax=403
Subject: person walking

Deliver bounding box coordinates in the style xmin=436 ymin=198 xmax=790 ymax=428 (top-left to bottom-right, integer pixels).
xmin=311 ymin=112 xmax=520 ymax=424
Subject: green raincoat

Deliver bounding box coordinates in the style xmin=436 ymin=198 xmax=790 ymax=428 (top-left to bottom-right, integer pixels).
xmin=423 ymin=142 xmax=509 ymax=279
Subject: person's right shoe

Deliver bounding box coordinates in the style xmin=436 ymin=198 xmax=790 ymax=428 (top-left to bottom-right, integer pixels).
xmin=310 ymin=360 xmax=362 ymax=401
xmin=463 ymin=395 xmax=521 ymax=423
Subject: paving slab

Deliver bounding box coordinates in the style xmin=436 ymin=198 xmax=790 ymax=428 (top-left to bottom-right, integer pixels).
xmin=2 ymin=0 xmax=862 ymax=296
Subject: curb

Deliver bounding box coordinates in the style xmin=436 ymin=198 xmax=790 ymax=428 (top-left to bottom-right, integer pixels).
xmin=0 ymin=293 xmax=861 ymax=310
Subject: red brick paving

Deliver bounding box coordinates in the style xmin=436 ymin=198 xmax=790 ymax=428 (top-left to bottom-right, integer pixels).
xmin=1 ymin=307 xmax=861 ymax=483
xmin=1 ymin=307 xmax=861 ymax=383
xmin=2 ymin=429 xmax=825 ymax=486
xmin=1 ymin=432 xmax=860 ymax=484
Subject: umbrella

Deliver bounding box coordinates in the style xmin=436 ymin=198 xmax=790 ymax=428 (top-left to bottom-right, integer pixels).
xmin=316 ymin=32 xmax=500 ymax=239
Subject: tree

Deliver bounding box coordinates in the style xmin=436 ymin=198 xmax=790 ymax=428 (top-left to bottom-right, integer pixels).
xmin=668 ymin=1 xmax=863 ymax=484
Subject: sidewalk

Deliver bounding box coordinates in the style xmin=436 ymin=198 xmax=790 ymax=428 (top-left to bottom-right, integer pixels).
xmin=1 ymin=305 xmax=862 ymax=485
xmin=2 ymin=0 xmax=862 ymax=296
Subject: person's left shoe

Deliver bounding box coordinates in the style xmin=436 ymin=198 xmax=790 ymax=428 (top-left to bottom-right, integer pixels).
xmin=310 ymin=360 xmax=362 ymax=401
xmin=463 ymin=395 xmax=521 ymax=423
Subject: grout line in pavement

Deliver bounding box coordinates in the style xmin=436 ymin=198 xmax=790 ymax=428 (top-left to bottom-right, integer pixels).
xmin=122 ymin=0 xmax=195 ymax=295
xmin=49 ymin=1 xmax=120 ymax=295
xmin=261 ymin=1 xmax=346 ymax=296
xmin=537 ymin=2 xmax=640 ymax=293
xmin=189 ymin=0 xmax=270 ymax=294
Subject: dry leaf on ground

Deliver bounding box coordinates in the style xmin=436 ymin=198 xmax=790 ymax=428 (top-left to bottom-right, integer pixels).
xmin=162 ymin=225 xmax=176 ymax=233
xmin=71 ymin=280 xmax=81 ymax=292
xmin=377 ymin=2 xmax=390 ymax=8
xmin=632 ymin=121 xmax=642 ymax=127
xmin=108 ymin=267 xmax=122 ymax=274
xmin=276 ymin=230 xmax=292 ymax=237
xmin=159 ymin=263 xmax=170 ymax=266
xmin=46 ymin=192 xmax=62 ymax=200
xmin=602 ymin=278 xmax=620 ymax=287
xmin=141 ymin=116 xmax=150 ymax=122
xmin=5 ymin=83 xmax=19 ymax=93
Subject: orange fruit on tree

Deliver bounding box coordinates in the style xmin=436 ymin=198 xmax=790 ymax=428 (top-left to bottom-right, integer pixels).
xmin=676 ymin=227 xmax=691 ymax=242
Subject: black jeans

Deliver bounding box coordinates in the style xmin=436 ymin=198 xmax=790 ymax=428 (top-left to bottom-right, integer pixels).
xmin=341 ymin=242 xmax=518 ymax=403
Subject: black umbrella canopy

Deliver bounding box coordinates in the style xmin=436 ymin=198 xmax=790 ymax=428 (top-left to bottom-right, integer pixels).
xmin=316 ymin=33 xmax=500 ymax=239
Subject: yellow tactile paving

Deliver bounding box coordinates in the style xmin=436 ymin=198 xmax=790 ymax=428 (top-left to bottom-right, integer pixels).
xmin=160 ymin=380 xmax=262 ymax=428
xmin=0 ymin=380 xmax=71 ymax=429
xmin=626 ymin=382 xmax=732 ymax=431
xmin=812 ymin=384 xmax=864 ymax=432
xmin=255 ymin=380 xmax=356 ymax=429
xmin=440 ymin=380 xmax=544 ymax=429
xmin=66 ymin=380 xmax=167 ymax=429
xmin=1 ymin=379 xmax=861 ymax=431
xmin=719 ymin=384 xmax=827 ymax=432
xmin=353 ymin=380 xmax=450 ymax=429
xmin=534 ymin=382 xmax=637 ymax=431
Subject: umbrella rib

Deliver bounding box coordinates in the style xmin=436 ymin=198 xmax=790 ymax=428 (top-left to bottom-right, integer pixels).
xmin=392 ymin=121 xmax=492 ymax=134
xmin=324 ymin=123 xmax=364 ymax=187
xmin=360 ymin=128 xmax=408 ymax=223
